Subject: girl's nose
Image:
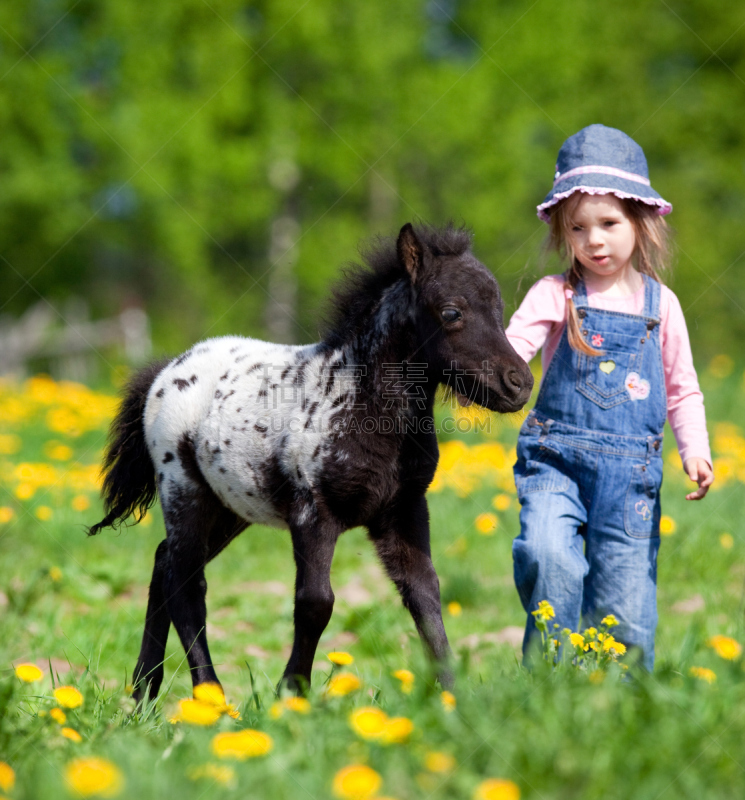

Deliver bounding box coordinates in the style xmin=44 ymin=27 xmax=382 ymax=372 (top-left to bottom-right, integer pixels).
xmin=587 ymin=227 xmax=604 ymax=247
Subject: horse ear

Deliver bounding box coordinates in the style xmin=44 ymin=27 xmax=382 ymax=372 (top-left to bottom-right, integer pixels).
xmin=396 ymin=223 xmax=424 ymax=283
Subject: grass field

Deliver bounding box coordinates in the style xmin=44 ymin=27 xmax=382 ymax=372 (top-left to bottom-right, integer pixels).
xmin=1 ymin=359 xmax=745 ymax=800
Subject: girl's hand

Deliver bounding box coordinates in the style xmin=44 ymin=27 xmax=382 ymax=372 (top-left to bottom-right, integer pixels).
xmin=683 ymin=457 xmax=714 ymax=500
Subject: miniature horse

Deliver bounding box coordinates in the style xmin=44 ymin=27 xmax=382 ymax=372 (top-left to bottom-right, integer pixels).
xmin=89 ymin=223 xmax=533 ymax=702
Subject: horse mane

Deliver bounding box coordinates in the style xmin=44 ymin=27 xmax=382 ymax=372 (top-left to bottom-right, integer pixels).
xmin=322 ymin=223 xmax=473 ymax=348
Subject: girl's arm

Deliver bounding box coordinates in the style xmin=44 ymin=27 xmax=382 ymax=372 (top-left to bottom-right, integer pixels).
xmin=660 ymin=287 xmax=714 ymax=500
xmin=505 ymin=276 xmax=566 ymax=363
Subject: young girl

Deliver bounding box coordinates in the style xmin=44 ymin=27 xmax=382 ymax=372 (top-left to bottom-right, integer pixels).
xmin=506 ymin=124 xmax=714 ymax=669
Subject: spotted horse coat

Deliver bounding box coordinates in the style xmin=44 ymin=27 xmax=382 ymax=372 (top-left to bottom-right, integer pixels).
xmin=89 ymin=223 xmax=533 ymax=703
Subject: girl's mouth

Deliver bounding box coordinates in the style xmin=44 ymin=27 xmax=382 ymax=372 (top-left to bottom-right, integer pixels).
xmin=592 ymin=255 xmax=610 ymax=265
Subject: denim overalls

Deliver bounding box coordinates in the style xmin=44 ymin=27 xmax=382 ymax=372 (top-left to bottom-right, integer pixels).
xmin=513 ymin=274 xmax=666 ymax=669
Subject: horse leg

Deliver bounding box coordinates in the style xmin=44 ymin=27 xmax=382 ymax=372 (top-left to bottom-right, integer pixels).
xmin=132 ymin=539 xmax=171 ymax=704
xmin=280 ymin=519 xmax=339 ymax=693
xmin=369 ymin=494 xmax=453 ymax=687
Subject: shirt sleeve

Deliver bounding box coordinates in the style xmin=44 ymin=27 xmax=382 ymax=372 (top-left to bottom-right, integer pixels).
xmin=660 ymin=287 xmax=712 ymax=467
xmin=505 ymin=276 xmax=566 ymax=363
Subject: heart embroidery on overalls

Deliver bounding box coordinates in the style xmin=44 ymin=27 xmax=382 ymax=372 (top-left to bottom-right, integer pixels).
xmin=626 ymin=372 xmax=650 ymax=400
xmin=635 ymin=500 xmax=651 ymax=521
xmin=599 ymin=360 xmax=615 ymax=374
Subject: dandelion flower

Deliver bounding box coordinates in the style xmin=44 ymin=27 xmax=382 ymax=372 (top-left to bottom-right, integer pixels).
xmin=441 ymin=690 xmax=456 ymax=712
xmin=569 ymin=633 xmax=585 ymax=648
xmin=659 ymin=515 xmax=676 ymax=535
xmin=186 ymin=764 xmax=236 ymax=787
xmin=35 ymin=506 xmax=53 ymax=521
xmin=689 ymin=666 xmax=717 ymax=684
xmin=708 ymin=635 xmax=742 ymax=660
xmin=349 ymin=707 xmax=388 ymax=740
xmin=475 ymin=513 xmax=498 ymax=535
xmin=392 ymin=669 xmax=415 ymax=693
xmin=474 ymin=778 xmax=520 ymax=800
xmin=720 ymin=533 xmax=734 ymax=549
xmin=72 ymin=495 xmax=91 ymax=512
xmin=61 ymin=727 xmax=82 ymax=742
xmin=0 ymin=433 xmax=22 ymax=455
xmin=492 ymin=494 xmax=512 ymax=512
xmin=54 ymin=686 xmax=83 ymax=709
xmin=50 ymin=707 xmax=67 ymax=724
xmin=192 ymin=683 xmax=240 ymax=719
xmin=65 ymin=757 xmax=123 ymax=797
xmin=332 ymin=764 xmax=382 ymax=799
xmin=0 ymin=763 xmax=14 ymax=793
xmin=584 ymin=627 xmax=598 ymax=640
xmin=283 ymin=696 xmax=311 ymax=714
xmin=447 ymin=601 xmax=463 ymax=617
xmin=211 ymin=729 xmax=273 ymax=760
xmin=15 ymin=663 xmax=43 ymax=683
xmin=379 ymin=716 xmax=414 ymax=744
xmin=0 ymin=507 xmax=15 ymax=524
xmin=326 ymin=672 xmax=362 ymax=697
xmin=46 ymin=443 xmax=74 ymax=461
xmin=601 ymin=614 xmax=619 ymax=627
xmin=328 ymin=651 xmax=354 ymax=666
xmin=15 ymin=483 xmax=34 ymax=500
xmin=531 ymin=600 xmax=555 ymax=621
xmin=425 ymin=751 xmax=456 ymax=773
xmin=172 ymin=698 xmax=221 ymax=726
xmin=49 ymin=566 xmax=63 ymax=582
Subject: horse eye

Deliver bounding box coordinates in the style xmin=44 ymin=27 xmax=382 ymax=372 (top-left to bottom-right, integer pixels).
xmin=441 ymin=308 xmax=462 ymax=323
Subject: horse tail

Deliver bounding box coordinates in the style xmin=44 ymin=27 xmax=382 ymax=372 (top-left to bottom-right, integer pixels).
xmin=88 ymin=359 xmax=170 ymax=536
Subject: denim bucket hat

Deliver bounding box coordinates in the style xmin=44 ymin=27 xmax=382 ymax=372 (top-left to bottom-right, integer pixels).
xmin=537 ymin=124 xmax=672 ymax=222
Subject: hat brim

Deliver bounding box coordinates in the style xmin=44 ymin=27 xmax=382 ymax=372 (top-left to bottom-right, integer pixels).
xmin=537 ymin=174 xmax=672 ymax=222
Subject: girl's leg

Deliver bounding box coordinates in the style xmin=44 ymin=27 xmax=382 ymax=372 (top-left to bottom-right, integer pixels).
xmin=513 ymin=474 xmax=588 ymax=657
xmin=583 ymin=456 xmax=661 ymax=670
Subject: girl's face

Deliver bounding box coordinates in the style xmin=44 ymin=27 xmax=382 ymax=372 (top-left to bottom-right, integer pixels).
xmin=566 ymin=194 xmax=637 ymax=280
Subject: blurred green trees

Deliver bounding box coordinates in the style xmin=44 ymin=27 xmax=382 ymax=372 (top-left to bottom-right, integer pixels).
xmin=0 ymin=0 xmax=743 ymax=355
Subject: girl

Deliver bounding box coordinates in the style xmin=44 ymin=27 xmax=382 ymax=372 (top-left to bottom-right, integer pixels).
xmin=506 ymin=124 xmax=714 ymax=669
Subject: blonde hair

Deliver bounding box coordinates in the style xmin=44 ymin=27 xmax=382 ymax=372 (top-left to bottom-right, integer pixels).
xmin=545 ymin=193 xmax=672 ymax=356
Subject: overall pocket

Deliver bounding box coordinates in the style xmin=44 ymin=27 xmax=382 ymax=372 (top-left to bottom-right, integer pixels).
xmin=514 ymin=439 xmax=571 ymax=498
xmin=623 ymin=458 xmax=663 ymax=538
xmin=577 ymin=330 xmax=644 ymax=409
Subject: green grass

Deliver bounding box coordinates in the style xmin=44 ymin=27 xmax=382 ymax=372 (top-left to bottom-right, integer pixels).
xmin=1 ymin=366 xmax=744 ymax=799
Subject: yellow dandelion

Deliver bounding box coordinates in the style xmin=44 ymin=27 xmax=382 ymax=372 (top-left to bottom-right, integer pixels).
xmin=268 ymin=701 xmax=284 ymax=720
xmin=720 ymin=533 xmax=734 ymax=549
xmin=569 ymin=633 xmax=585 ymax=648
xmin=186 ymin=763 xmax=236 ymax=787
xmin=0 ymin=763 xmax=14 ymax=793
xmin=601 ymin=614 xmax=619 ymax=627
xmin=35 ymin=506 xmax=53 ymax=521
xmin=326 ymin=672 xmax=362 ymax=697
xmin=15 ymin=483 xmax=34 ymax=500
xmin=50 ymin=707 xmax=67 ymax=724
xmin=689 ymin=666 xmax=717 ymax=684
xmin=349 ymin=707 xmax=388 ymax=740
xmin=708 ymin=635 xmax=742 ymax=660
xmin=584 ymin=627 xmax=597 ymax=640
xmin=709 ymin=354 xmax=734 ymax=378
xmin=379 ymin=716 xmax=414 ymax=744
xmin=328 ymin=651 xmax=354 ymax=666
xmin=473 ymin=778 xmax=521 ymax=800
xmin=0 ymin=507 xmax=15 ymax=524
xmin=15 ymin=663 xmax=43 ymax=683
xmin=332 ymin=764 xmax=382 ymax=799
xmin=392 ymin=669 xmax=415 ymax=694
xmin=61 ymin=727 xmax=82 ymax=743
xmin=447 ymin=601 xmax=463 ymax=617
xmin=531 ymin=600 xmax=555 ymax=621
xmin=46 ymin=443 xmax=74 ymax=461
xmin=173 ymin=698 xmax=221 ymax=726
xmin=0 ymin=433 xmax=22 ymax=455
xmin=475 ymin=513 xmax=498 ymax=535
xmin=441 ymin=690 xmax=456 ymax=712
xmin=492 ymin=494 xmax=512 ymax=512
xmin=64 ymin=757 xmax=123 ymax=797
xmin=49 ymin=566 xmax=63 ymax=581
xmin=211 ymin=729 xmax=273 ymax=760
xmin=71 ymin=495 xmax=91 ymax=512
xmin=193 ymin=682 xmax=225 ymax=706
xmin=425 ymin=751 xmax=456 ymax=773
xmin=659 ymin=515 xmax=676 ymax=535
xmin=54 ymin=686 xmax=83 ymax=709
xmin=283 ymin=696 xmax=311 ymax=714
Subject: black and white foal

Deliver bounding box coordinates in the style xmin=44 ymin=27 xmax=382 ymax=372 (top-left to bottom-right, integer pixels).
xmin=90 ymin=223 xmax=533 ymax=703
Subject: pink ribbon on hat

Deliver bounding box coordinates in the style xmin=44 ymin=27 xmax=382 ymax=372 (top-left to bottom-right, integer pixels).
xmin=553 ymin=165 xmax=651 ymax=188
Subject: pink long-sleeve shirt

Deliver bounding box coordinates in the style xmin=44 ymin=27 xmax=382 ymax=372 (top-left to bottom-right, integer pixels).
xmin=506 ymin=274 xmax=711 ymax=466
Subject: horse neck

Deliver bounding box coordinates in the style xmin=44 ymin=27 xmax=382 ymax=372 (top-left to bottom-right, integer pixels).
xmin=340 ymin=280 xmax=436 ymax=416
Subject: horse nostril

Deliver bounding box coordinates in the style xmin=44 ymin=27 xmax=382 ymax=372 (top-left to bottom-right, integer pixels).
xmin=503 ymin=368 xmax=523 ymax=394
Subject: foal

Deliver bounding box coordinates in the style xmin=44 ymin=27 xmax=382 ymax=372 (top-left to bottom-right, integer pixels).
xmin=90 ymin=223 xmax=532 ymax=702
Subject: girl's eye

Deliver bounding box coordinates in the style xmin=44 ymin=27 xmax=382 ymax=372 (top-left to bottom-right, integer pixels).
xmin=441 ymin=308 xmax=462 ymax=323
xmin=571 ymin=225 xmax=582 ymax=232
xmin=604 ymin=220 xmax=617 ymax=227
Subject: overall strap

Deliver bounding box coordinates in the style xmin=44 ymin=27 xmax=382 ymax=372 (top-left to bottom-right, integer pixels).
xmin=571 ymin=277 xmax=589 ymax=312
xmin=641 ymin=273 xmax=662 ymax=323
